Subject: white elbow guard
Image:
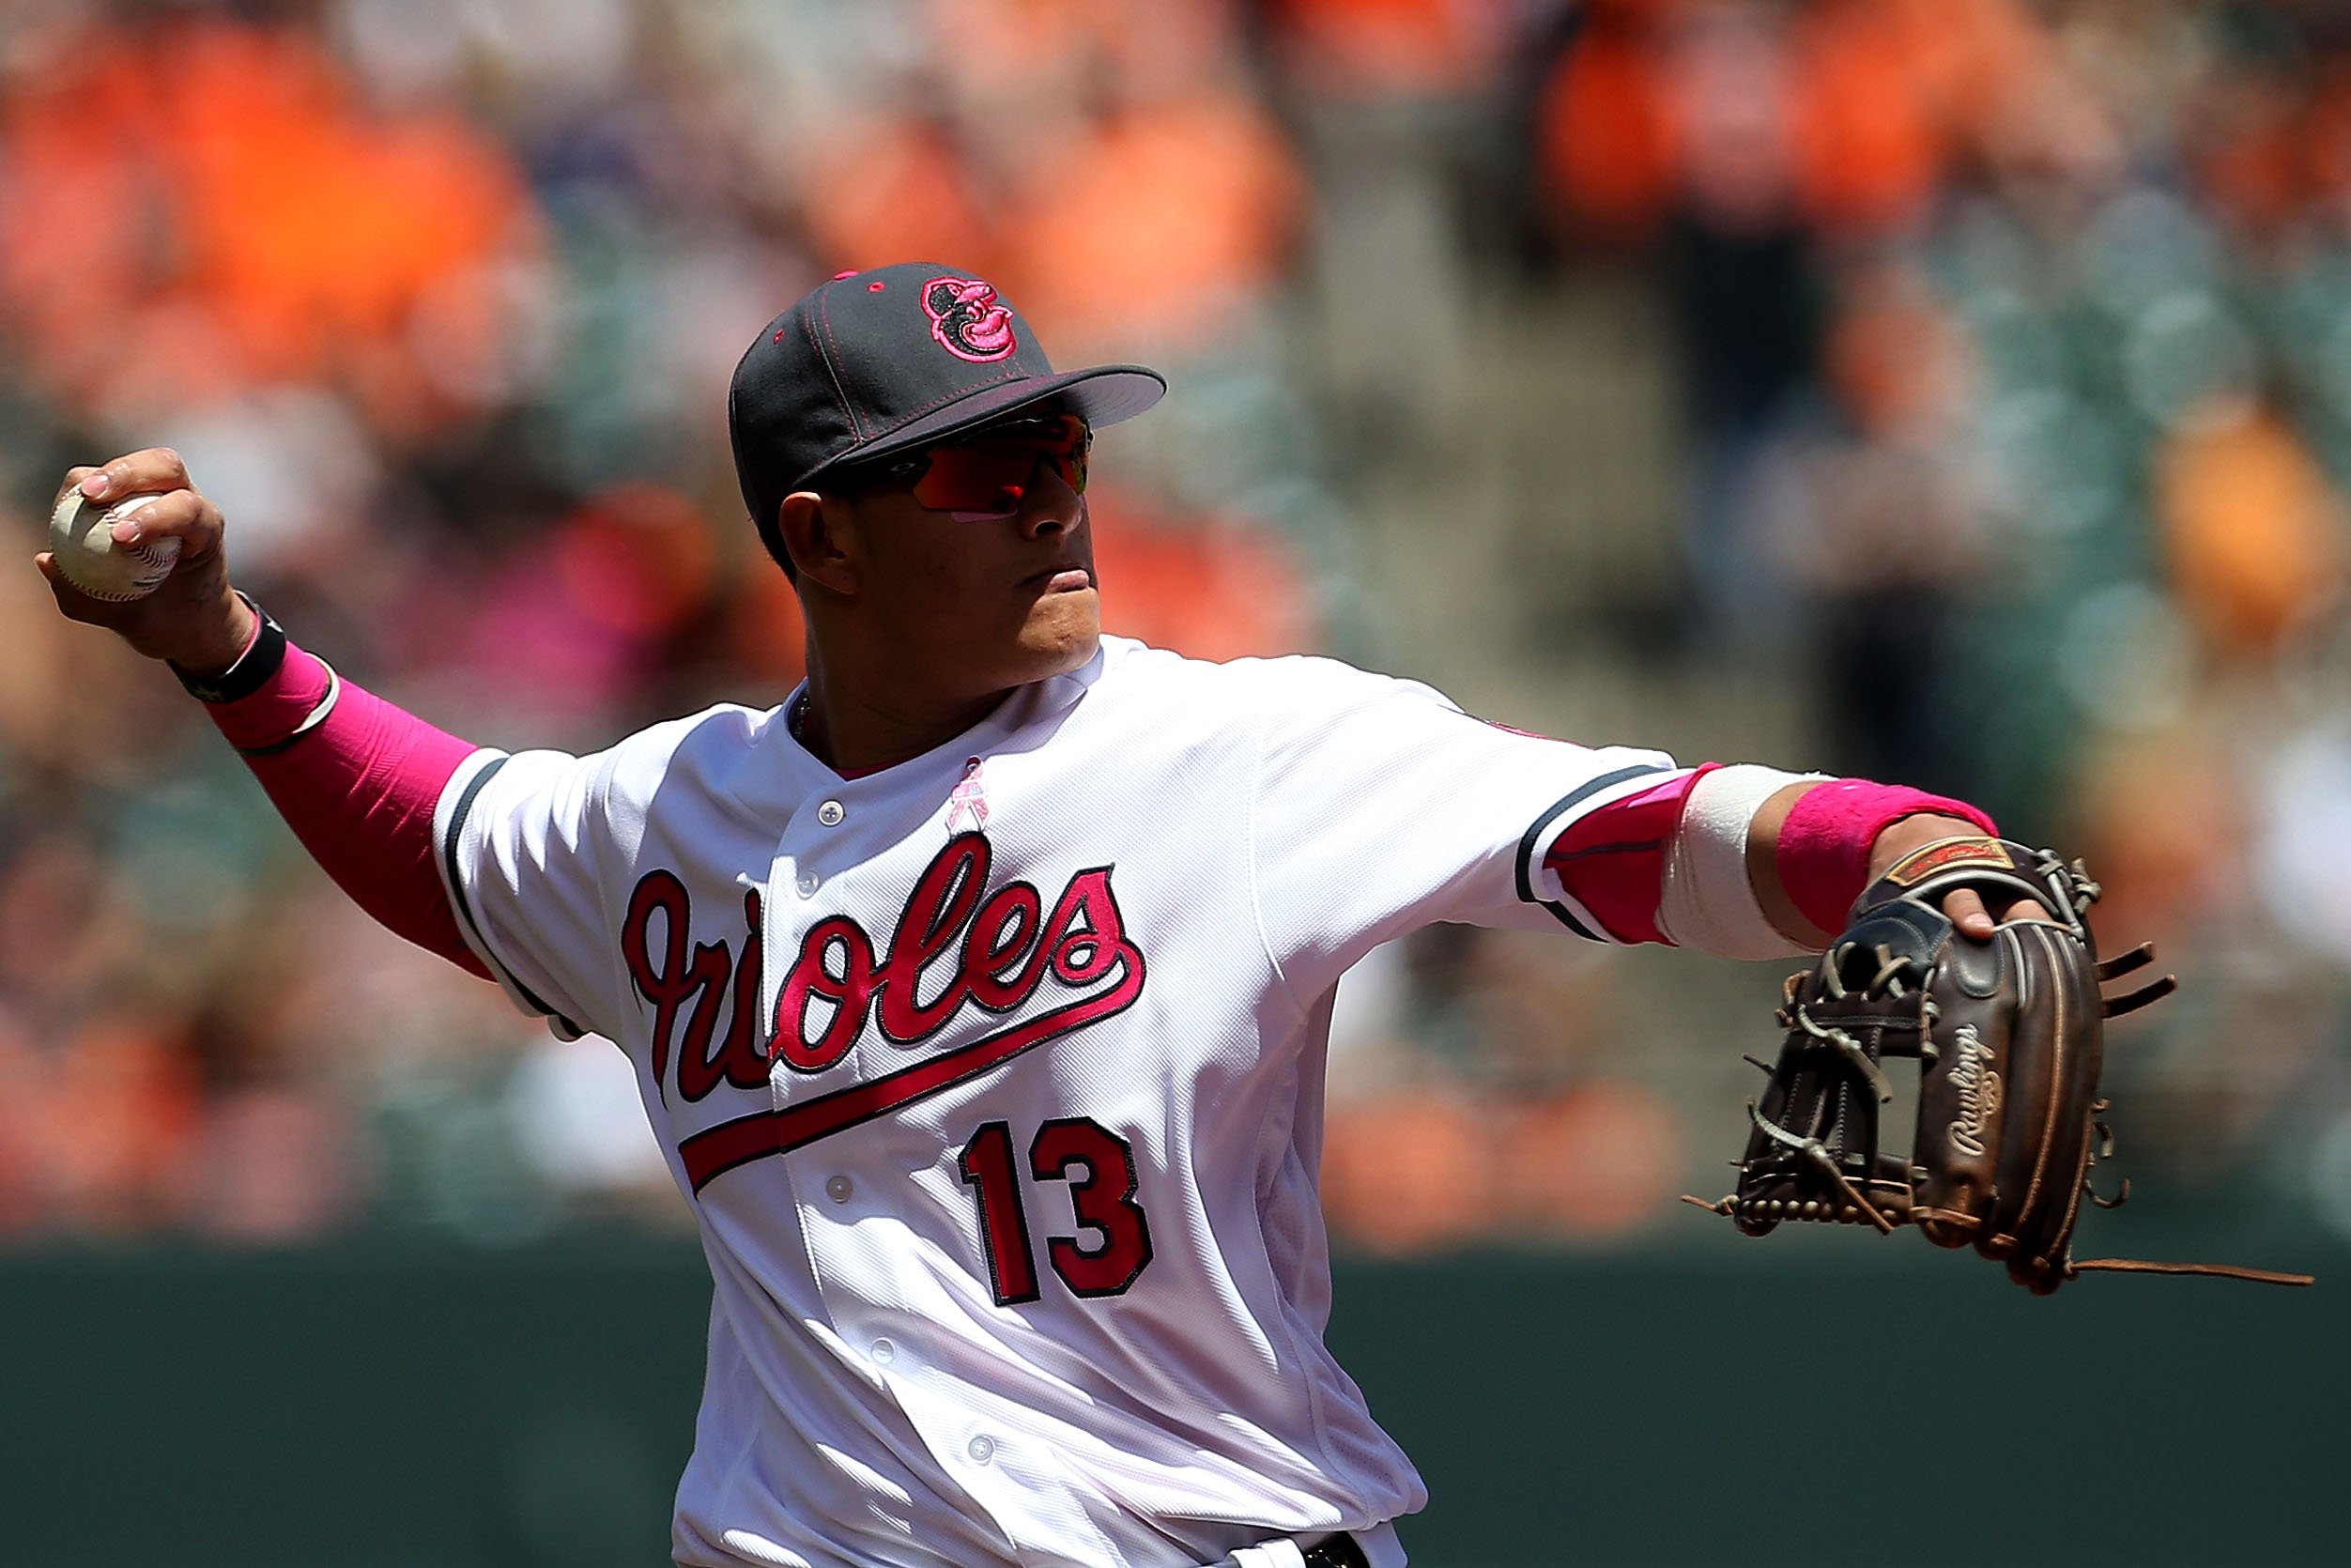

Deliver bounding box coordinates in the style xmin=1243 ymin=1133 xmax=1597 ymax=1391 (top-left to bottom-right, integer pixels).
xmin=1658 ymin=764 xmax=1831 ymax=961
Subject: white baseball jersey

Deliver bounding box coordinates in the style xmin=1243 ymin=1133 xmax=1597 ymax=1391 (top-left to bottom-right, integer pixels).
xmin=434 ymin=635 xmax=1683 ymax=1568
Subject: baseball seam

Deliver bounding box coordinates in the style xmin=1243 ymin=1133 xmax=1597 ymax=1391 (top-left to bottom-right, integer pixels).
xmin=69 ymin=536 xmax=179 ymax=601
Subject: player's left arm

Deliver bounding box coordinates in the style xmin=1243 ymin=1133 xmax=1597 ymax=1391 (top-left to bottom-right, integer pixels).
xmin=1548 ymin=765 xmax=2047 ymax=958
xmin=1246 ymin=658 xmax=2041 ymax=992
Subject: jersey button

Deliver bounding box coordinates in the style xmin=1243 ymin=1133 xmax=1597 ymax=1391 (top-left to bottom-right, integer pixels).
xmin=817 ymin=800 xmax=845 ymax=826
xmin=869 ymin=1338 xmax=895 ymax=1365
xmin=795 ymin=871 xmax=821 ymax=897
xmin=966 ymin=1435 xmax=995 ymax=1465
xmin=825 ymin=1175 xmax=853 ymax=1204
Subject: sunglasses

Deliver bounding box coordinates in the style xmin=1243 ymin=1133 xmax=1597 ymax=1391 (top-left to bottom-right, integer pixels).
xmin=865 ymin=414 xmax=1092 ymax=518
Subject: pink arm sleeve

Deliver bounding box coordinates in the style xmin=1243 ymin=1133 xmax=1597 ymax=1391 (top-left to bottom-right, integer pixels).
xmin=1541 ymin=766 xmax=1713 ymax=945
xmin=1541 ymin=769 xmax=2000 ymax=945
xmin=203 ymin=644 xmax=490 ymax=978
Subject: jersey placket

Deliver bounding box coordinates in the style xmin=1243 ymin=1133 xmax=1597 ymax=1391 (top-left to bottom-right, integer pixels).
xmin=751 ymin=779 xmax=982 ymax=1540
xmin=757 ymin=766 xmax=1102 ymax=1565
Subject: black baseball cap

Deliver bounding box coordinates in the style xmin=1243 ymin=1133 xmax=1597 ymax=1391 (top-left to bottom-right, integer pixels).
xmin=729 ymin=262 xmax=1166 ymax=541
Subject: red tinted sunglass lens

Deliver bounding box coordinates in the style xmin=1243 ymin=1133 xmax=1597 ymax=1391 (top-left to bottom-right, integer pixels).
xmin=911 ymin=448 xmax=1037 ymax=513
xmin=909 ymin=417 xmax=1091 ymax=513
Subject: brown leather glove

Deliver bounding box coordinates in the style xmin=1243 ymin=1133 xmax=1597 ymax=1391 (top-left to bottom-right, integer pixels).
xmin=1686 ymin=836 xmax=2312 ymax=1293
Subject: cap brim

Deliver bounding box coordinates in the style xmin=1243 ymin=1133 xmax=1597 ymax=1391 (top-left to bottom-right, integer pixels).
xmin=806 ymin=365 xmax=1166 ymax=484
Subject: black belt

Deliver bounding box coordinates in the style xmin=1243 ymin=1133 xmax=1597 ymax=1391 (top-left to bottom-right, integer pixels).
xmin=1301 ymin=1534 xmax=1370 ymax=1568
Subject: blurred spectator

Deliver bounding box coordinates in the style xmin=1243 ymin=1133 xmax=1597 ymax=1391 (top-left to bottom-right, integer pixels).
xmin=1751 ymin=254 xmax=1991 ymax=791
xmin=2155 ymin=399 xmax=2347 ymax=660
xmin=1266 ymin=0 xmax=1515 ymax=100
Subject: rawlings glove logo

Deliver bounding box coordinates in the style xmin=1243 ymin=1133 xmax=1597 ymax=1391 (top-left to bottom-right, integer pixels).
xmin=1947 ymin=1022 xmax=2002 ymax=1158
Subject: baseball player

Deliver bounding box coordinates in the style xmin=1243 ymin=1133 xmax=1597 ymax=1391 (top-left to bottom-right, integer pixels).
xmin=42 ymin=262 xmax=2039 ymax=1568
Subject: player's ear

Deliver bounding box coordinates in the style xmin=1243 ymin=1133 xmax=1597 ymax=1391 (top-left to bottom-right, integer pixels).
xmin=776 ymin=490 xmax=856 ymax=594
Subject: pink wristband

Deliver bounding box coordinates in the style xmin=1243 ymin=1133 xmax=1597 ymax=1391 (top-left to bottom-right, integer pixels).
xmin=1775 ymin=780 xmax=1996 ymax=936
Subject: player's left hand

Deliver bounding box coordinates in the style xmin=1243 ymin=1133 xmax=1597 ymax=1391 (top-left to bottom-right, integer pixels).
xmin=1867 ymin=812 xmax=2052 ymax=938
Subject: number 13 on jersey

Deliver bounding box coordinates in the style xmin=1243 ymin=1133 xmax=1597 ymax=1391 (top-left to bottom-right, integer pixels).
xmin=958 ymin=1117 xmax=1154 ymax=1305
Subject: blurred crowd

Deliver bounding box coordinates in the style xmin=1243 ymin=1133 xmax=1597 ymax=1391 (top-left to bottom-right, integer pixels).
xmin=0 ymin=0 xmax=2343 ymax=1253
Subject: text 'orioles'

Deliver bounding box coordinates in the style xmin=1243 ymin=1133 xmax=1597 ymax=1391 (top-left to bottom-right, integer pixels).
xmin=622 ymin=833 xmax=1135 ymax=1103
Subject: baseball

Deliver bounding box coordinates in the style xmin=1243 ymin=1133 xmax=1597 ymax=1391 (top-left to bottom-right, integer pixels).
xmin=47 ymin=489 xmax=181 ymax=602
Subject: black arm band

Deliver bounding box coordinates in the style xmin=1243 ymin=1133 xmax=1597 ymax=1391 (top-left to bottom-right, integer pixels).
xmin=172 ymin=592 xmax=285 ymax=704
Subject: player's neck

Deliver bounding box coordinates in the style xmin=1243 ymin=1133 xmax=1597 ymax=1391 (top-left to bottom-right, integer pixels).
xmin=791 ymin=669 xmax=1007 ymax=777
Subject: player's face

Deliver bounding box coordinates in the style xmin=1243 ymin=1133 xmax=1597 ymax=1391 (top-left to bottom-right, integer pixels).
xmin=832 ymin=440 xmax=1099 ymax=696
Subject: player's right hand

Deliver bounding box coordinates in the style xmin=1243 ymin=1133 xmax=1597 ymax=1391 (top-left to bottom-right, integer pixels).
xmin=38 ymin=449 xmax=256 ymax=674
xmin=1867 ymin=811 xmax=2052 ymax=939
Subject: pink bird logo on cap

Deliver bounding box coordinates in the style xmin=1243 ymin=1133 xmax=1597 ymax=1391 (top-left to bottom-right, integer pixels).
xmin=923 ymin=278 xmax=1018 ymax=362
